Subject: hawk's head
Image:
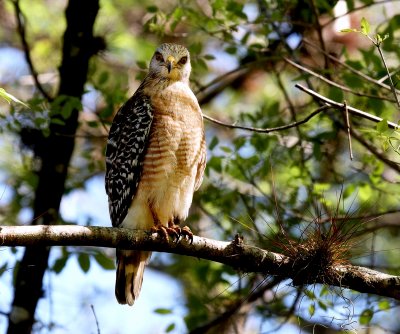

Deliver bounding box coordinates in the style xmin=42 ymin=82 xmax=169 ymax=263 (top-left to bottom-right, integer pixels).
xmin=149 ymin=43 xmax=191 ymax=82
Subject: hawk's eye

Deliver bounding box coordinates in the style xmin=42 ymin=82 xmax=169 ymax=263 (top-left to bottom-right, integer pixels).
xmin=155 ymin=52 xmax=164 ymax=62
xmin=179 ymin=56 xmax=188 ymax=65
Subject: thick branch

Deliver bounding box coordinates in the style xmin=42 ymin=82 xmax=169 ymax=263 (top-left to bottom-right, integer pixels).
xmin=1 ymin=225 xmax=400 ymax=301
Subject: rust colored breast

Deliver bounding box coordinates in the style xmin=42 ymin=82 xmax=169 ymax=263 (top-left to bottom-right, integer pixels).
xmin=140 ymin=82 xmax=204 ymax=188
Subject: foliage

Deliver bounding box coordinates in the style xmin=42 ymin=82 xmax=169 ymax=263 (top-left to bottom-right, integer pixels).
xmin=0 ymin=0 xmax=400 ymax=333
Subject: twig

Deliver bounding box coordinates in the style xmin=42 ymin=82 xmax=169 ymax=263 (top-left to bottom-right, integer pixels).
xmin=203 ymin=105 xmax=330 ymax=133
xmin=190 ymin=277 xmax=283 ymax=334
xmin=295 ymin=84 xmax=399 ymax=129
xmin=347 ymin=126 xmax=400 ymax=172
xmin=0 ymin=310 xmax=9 ymax=317
xmin=321 ymin=0 xmax=396 ymax=28
xmin=12 ymin=0 xmax=52 ymax=101
xmin=302 ymin=38 xmax=400 ymax=94
xmin=378 ymin=68 xmax=400 ymax=84
xmin=375 ymin=44 xmax=400 ymax=109
xmin=343 ymin=100 xmax=353 ymax=160
xmin=309 ymin=0 xmax=329 ymax=70
xmin=284 ymin=57 xmax=395 ymax=102
xmin=90 ymin=305 xmax=101 ymax=334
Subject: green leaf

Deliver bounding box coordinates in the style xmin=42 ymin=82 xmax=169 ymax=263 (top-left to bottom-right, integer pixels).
xmin=154 ymin=308 xmax=172 ymax=315
xmin=94 ymin=252 xmax=115 ymax=270
xmin=376 ymin=119 xmax=388 ymax=133
xmin=208 ymin=156 xmax=222 ymax=172
xmin=78 ymin=253 xmax=90 ymax=273
xmin=340 ymin=28 xmax=359 ymax=33
xmin=209 ymin=136 xmax=219 ymax=150
xmin=220 ymin=146 xmax=232 ymax=153
xmin=170 ymin=7 xmax=184 ymax=31
xmin=203 ymin=54 xmax=215 ymax=60
xmin=0 ymin=88 xmax=29 ymax=108
xmin=319 ymin=285 xmax=329 ymax=297
xmin=147 ymin=5 xmax=158 ymax=13
xmin=0 ymin=263 xmax=8 ymax=276
xmin=308 ymin=303 xmax=315 ymax=317
xmin=136 ymin=60 xmax=148 ymax=70
xmin=51 ymin=118 xmax=65 ymax=126
xmin=165 ymin=323 xmax=176 ymax=332
xmin=378 ymin=299 xmax=390 ymax=311
xmin=360 ymin=17 xmax=370 ymax=35
xmin=98 ymin=71 xmax=109 ymax=85
xmin=304 ymin=289 xmax=316 ymax=300
xmin=318 ymin=301 xmax=327 ymax=311
xmin=52 ymin=256 xmax=68 ymax=274
xmin=359 ymin=308 xmax=373 ymax=325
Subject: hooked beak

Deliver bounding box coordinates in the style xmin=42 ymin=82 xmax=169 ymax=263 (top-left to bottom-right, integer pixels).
xmin=166 ymin=55 xmax=175 ymax=73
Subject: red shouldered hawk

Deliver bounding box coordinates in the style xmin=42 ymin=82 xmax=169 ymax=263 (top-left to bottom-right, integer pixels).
xmin=105 ymin=43 xmax=206 ymax=305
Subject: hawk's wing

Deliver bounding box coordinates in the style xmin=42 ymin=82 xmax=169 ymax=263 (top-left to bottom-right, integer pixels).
xmin=105 ymin=91 xmax=153 ymax=227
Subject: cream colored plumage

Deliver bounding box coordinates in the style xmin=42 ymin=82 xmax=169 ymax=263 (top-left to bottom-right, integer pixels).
xmin=105 ymin=43 xmax=206 ymax=305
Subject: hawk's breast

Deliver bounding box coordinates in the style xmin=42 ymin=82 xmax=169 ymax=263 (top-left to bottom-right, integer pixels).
xmin=140 ymin=81 xmax=204 ymax=193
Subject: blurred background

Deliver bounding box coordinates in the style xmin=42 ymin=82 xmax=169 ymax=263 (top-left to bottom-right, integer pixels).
xmin=0 ymin=0 xmax=400 ymax=333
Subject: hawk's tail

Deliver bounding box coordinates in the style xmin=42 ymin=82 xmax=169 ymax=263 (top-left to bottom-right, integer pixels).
xmin=115 ymin=250 xmax=151 ymax=305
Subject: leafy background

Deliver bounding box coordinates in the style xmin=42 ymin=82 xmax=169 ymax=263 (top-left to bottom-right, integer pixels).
xmin=1 ymin=0 xmax=400 ymax=333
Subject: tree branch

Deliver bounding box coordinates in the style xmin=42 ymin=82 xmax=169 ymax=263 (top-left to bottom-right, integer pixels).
xmin=284 ymin=57 xmax=395 ymax=102
xmin=203 ymin=105 xmax=330 ymax=133
xmin=295 ymin=84 xmax=400 ymax=129
xmin=12 ymin=0 xmax=53 ymax=101
xmin=1 ymin=225 xmax=400 ymax=301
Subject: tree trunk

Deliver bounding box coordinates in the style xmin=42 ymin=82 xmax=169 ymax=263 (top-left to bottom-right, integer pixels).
xmin=7 ymin=1 xmax=100 ymax=333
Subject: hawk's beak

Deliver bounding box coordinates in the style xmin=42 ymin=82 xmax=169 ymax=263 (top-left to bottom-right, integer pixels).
xmin=166 ymin=55 xmax=175 ymax=73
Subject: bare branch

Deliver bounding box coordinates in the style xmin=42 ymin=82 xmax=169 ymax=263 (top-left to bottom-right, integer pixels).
xmin=284 ymin=57 xmax=395 ymax=102
xmin=203 ymin=105 xmax=330 ymax=133
xmin=347 ymin=126 xmax=400 ymax=172
xmin=302 ymin=38 xmax=400 ymax=94
xmin=309 ymin=0 xmax=329 ymax=70
xmin=375 ymin=43 xmax=400 ymax=109
xmin=12 ymin=0 xmax=53 ymax=101
xmin=321 ymin=0 xmax=396 ymax=28
xmin=343 ymin=100 xmax=353 ymax=160
xmin=90 ymin=305 xmax=100 ymax=334
xmin=295 ymin=84 xmax=400 ymax=129
xmin=1 ymin=225 xmax=400 ymax=301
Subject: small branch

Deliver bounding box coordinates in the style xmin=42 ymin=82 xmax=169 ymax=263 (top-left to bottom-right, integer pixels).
xmin=309 ymin=0 xmax=329 ymax=70
xmin=90 ymin=305 xmax=100 ymax=334
xmin=0 ymin=310 xmax=9 ymax=317
xmin=295 ymin=84 xmax=399 ymax=129
xmin=343 ymin=100 xmax=353 ymax=160
xmin=347 ymin=126 xmax=400 ymax=172
xmin=203 ymin=105 xmax=330 ymax=133
xmin=302 ymin=38 xmax=400 ymax=94
xmin=12 ymin=0 xmax=52 ymax=101
xmin=376 ymin=44 xmax=400 ymax=109
xmin=321 ymin=0 xmax=395 ymax=28
xmin=284 ymin=57 xmax=395 ymax=102
xmin=1 ymin=225 xmax=400 ymax=301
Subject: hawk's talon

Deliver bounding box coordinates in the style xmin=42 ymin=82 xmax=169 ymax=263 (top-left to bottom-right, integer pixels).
xmin=152 ymin=225 xmax=180 ymax=241
xmin=181 ymin=226 xmax=194 ymax=244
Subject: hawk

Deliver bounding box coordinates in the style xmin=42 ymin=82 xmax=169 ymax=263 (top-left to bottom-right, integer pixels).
xmin=105 ymin=43 xmax=206 ymax=305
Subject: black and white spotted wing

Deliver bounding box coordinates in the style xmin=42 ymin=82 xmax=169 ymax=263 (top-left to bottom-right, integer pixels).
xmin=105 ymin=91 xmax=153 ymax=227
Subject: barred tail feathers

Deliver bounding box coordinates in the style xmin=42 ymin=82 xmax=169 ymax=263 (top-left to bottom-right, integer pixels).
xmin=115 ymin=250 xmax=151 ymax=305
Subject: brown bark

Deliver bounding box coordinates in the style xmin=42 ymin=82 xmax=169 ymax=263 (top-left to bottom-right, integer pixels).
xmin=7 ymin=1 xmax=100 ymax=333
xmin=1 ymin=225 xmax=400 ymax=301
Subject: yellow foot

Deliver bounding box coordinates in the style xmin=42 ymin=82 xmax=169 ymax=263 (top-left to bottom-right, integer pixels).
xmin=151 ymin=224 xmax=193 ymax=243
xmin=151 ymin=225 xmax=179 ymax=241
